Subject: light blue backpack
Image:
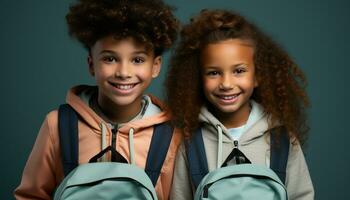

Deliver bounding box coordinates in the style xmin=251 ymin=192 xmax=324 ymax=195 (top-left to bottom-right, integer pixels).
xmin=187 ymin=127 xmax=289 ymax=200
xmin=54 ymin=104 xmax=173 ymax=200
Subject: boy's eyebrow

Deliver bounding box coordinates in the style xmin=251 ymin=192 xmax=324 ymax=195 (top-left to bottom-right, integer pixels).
xmin=99 ymin=50 xmax=116 ymax=55
xmin=98 ymin=50 xmax=149 ymax=55
xmin=132 ymin=50 xmax=149 ymax=55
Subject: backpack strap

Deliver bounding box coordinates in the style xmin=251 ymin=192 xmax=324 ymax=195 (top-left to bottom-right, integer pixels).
xmin=186 ymin=128 xmax=209 ymax=189
xmin=270 ymin=126 xmax=290 ymax=184
xmin=145 ymin=123 xmax=174 ymax=186
xmin=58 ymin=104 xmax=79 ymax=176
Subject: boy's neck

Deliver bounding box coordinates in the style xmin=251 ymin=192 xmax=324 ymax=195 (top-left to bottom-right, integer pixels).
xmin=95 ymin=95 xmax=144 ymax=124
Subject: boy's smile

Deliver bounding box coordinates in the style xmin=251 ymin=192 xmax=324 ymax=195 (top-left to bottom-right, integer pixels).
xmin=108 ymin=82 xmax=139 ymax=94
xmin=88 ymin=36 xmax=161 ymax=122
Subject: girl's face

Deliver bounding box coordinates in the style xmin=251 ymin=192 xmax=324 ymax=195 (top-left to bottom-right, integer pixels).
xmin=88 ymin=36 xmax=161 ymax=119
xmin=201 ymin=39 xmax=258 ymax=125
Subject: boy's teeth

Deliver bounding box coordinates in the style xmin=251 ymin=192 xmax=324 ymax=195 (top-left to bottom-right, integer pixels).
xmin=115 ymin=84 xmax=134 ymax=90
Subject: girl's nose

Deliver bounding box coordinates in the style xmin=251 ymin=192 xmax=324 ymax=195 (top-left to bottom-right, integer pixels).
xmin=219 ymin=74 xmax=233 ymax=90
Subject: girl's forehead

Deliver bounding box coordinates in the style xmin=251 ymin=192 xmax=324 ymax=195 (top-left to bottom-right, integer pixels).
xmin=202 ymin=39 xmax=254 ymax=56
xmin=209 ymin=38 xmax=254 ymax=48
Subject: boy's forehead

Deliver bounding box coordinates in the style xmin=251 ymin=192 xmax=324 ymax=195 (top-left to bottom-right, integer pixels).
xmin=91 ymin=35 xmax=153 ymax=55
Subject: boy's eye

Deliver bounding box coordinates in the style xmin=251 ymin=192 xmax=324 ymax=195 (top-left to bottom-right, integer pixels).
xmin=102 ymin=56 xmax=117 ymax=63
xmin=132 ymin=57 xmax=145 ymax=64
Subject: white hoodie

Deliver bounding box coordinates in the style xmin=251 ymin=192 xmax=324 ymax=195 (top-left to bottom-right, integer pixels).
xmin=170 ymin=101 xmax=314 ymax=200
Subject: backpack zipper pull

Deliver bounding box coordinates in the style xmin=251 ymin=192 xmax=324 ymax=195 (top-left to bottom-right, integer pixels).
xmin=233 ymin=140 xmax=242 ymax=164
xmin=234 ymin=140 xmax=239 ymax=149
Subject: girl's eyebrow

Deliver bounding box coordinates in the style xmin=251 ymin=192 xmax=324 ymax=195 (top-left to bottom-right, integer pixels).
xmin=233 ymin=63 xmax=248 ymax=67
xmin=203 ymin=63 xmax=248 ymax=69
xmin=202 ymin=65 xmax=219 ymax=69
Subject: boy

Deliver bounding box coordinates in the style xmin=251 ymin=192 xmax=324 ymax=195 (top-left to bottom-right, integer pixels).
xmin=14 ymin=0 xmax=180 ymax=199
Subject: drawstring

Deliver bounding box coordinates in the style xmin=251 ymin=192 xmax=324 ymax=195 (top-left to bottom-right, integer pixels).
xmin=128 ymin=128 xmax=135 ymax=165
xmin=100 ymin=123 xmax=108 ymax=162
xmin=100 ymin=123 xmax=135 ymax=164
xmin=217 ymin=125 xmax=223 ymax=169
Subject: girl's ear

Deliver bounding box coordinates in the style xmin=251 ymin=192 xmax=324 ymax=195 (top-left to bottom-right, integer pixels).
xmin=152 ymin=56 xmax=162 ymax=78
xmin=87 ymin=54 xmax=94 ymax=76
xmin=254 ymin=76 xmax=259 ymax=87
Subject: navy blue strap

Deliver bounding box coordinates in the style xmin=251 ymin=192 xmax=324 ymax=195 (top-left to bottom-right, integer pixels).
xmin=145 ymin=123 xmax=174 ymax=186
xmin=186 ymin=128 xmax=209 ymax=189
xmin=270 ymin=127 xmax=290 ymax=184
xmin=58 ymin=104 xmax=79 ymax=176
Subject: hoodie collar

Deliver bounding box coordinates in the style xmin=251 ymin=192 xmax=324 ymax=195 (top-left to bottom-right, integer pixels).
xmin=199 ymin=100 xmax=268 ymax=144
xmin=66 ymin=85 xmax=170 ymax=135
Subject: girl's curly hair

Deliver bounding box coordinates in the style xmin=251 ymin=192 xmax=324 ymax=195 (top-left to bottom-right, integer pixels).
xmin=66 ymin=0 xmax=179 ymax=56
xmin=166 ymin=9 xmax=309 ymax=144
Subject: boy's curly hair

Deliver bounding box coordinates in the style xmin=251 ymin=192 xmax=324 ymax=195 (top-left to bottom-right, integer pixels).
xmin=166 ymin=9 xmax=310 ymax=144
xmin=66 ymin=0 xmax=179 ymax=55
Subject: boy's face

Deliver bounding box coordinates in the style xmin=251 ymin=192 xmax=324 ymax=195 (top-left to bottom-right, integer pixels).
xmin=88 ymin=36 xmax=161 ymax=114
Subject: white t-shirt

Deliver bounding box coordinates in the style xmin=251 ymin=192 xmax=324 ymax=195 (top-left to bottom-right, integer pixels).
xmin=227 ymin=101 xmax=264 ymax=141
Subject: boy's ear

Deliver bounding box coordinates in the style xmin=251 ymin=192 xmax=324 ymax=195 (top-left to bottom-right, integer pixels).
xmin=152 ymin=56 xmax=162 ymax=78
xmin=87 ymin=55 xmax=95 ymax=76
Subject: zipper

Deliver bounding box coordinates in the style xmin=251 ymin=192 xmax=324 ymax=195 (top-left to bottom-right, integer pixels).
xmin=111 ymin=126 xmax=118 ymax=150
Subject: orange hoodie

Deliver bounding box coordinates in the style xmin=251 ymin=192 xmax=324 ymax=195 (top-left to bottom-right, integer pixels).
xmin=14 ymin=85 xmax=182 ymax=200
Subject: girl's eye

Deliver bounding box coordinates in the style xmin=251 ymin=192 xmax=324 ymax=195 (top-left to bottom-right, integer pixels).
xmin=206 ymin=71 xmax=220 ymax=76
xmin=234 ymin=68 xmax=246 ymax=74
xmin=102 ymin=56 xmax=117 ymax=63
xmin=132 ymin=57 xmax=145 ymax=64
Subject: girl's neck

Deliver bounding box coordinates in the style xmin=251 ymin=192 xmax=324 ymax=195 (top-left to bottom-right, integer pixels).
xmin=213 ymin=101 xmax=251 ymax=129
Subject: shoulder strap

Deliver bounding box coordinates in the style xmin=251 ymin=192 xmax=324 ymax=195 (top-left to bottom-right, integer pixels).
xmin=186 ymin=128 xmax=209 ymax=189
xmin=58 ymin=104 xmax=79 ymax=176
xmin=270 ymin=126 xmax=290 ymax=184
xmin=145 ymin=123 xmax=174 ymax=186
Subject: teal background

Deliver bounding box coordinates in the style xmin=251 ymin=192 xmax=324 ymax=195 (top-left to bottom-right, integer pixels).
xmin=1 ymin=0 xmax=348 ymax=199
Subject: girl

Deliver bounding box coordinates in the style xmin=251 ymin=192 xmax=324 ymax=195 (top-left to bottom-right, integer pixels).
xmin=15 ymin=0 xmax=181 ymax=199
xmin=167 ymin=9 xmax=314 ymax=200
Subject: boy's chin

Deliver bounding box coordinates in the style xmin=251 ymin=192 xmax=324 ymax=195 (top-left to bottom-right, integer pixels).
xmin=109 ymin=95 xmax=144 ymax=107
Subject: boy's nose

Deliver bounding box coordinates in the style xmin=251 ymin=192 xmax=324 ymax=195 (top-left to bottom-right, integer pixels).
xmin=115 ymin=62 xmax=132 ymax=79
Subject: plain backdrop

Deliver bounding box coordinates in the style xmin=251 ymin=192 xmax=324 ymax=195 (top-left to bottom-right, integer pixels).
xmin=1 ymin=0 xmax=349 ymax=199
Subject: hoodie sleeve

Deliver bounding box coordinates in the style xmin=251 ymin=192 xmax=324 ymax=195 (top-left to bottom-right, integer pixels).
xmin=14 ymin=112 xmax=60 ymax=200
xmin=286 ymin=142 xmax=315 ymax=200
xmin=170 ymin=142 xmax=194 ymax=200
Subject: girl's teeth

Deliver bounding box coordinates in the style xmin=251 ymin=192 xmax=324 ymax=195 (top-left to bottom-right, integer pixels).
xmin=221 ymin=94 xmax=238 ymax=100
xmin=223 ymin=96 xmax=233 ymax=100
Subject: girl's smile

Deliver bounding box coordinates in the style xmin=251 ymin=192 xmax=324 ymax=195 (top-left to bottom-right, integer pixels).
xmin=214 ymin=93 xmax=241 ymax=104
xmin=201 ymin=39 xmax=258 ymax=127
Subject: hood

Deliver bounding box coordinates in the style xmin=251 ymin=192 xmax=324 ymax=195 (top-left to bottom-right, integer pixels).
xmin=198 ymin=100 xmax=270 ymax=144
xmin=66 ymin=85 xmax=170 ymax=135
